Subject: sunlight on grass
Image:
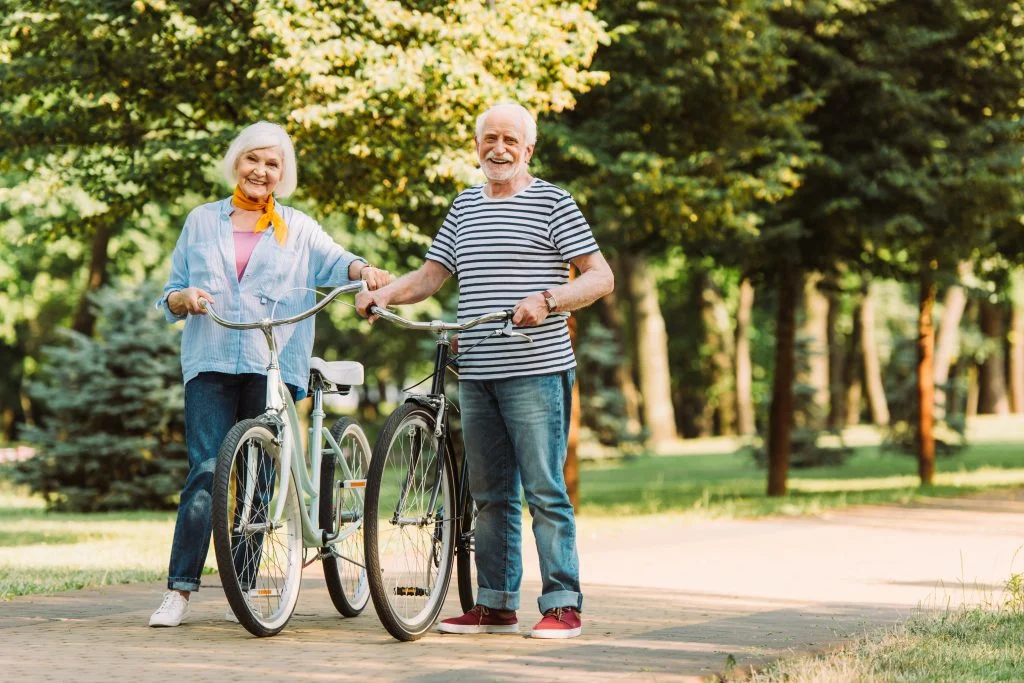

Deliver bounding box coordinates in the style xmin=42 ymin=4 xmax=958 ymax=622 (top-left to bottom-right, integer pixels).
xmin=0 ymin=483 xmax=216 ymax=600
xmin=732 ymin=596 xmax=1024 ymax=682
xmin=578 ymin=444 xmax=1024 ymax=519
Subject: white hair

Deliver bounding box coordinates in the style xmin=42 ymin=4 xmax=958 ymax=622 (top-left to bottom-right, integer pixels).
xmin=474 ymin=102 xmax=537 ymax=146
xmin=221 ymin=121 xmax=298 ymax=198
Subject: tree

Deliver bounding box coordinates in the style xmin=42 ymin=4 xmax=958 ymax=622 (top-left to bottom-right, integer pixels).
xmin=770 ymin=0 xmax=1024 ymax=487
xmin=0 ymin=0 xmax=609 ymax=441
xmin=543 ymin=0 xmax=813 ymax=448
xmin=15 ymin=285 xmax=186 ymax=511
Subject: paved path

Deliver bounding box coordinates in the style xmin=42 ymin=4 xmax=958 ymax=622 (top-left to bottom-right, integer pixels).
xmin=3 ymin=494 xmax=1024 ymax=682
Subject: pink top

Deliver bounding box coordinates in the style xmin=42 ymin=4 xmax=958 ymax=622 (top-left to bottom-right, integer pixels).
xmin=233 ymin=230 xmax=263 ymax=280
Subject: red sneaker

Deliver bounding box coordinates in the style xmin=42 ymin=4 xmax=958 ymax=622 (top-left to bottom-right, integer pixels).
xmin=437 ymin=605 xmax=519 ymax=634
xmin=530 ymin=607 xmax=582 ymax=639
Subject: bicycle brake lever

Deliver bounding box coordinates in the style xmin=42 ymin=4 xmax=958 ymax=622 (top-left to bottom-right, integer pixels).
xmin=500 ymin=320 xmax=533 ymax=343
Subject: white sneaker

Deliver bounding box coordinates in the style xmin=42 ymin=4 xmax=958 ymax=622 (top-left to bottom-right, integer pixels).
xmin=149 ymin=591 xmax=190 ymax=627
xmin=225 ymin=606 xmax=239 ymax=623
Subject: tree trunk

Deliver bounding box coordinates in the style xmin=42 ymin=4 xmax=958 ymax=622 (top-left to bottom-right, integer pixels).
xmin=1010 ymin=302 xmax=1024 ymax=414
xmin=565 ymin=309 xmax=580 ymax=507
xmin=735 ymin=277 xmax=756 ymax=436
xmin=798 ymin=272 xmax=830 ymax=427
xmin=978 ymin=299 xmax=1010 ymax=415
xmin=72 ymin=222 xmax=114 ymax=336
xmin=826 ymin=286 xmax=845 ymax=429
xmin=767 ymin=268 xmax=798 ymax=497
xmin=917 ymin=273 xmax=937 ymax=486
xmin=933 ymin=277 xmax=968 ymax=421
xmin=627 ymin=255 xmax=678 ymax=446
xmin=699 ymin=271 xmax=737 ymax=436
xmin=594 ymin=281 xmax=642 ymax=435
xmin=843 ymin=296 xmax=865 ymax=426
xmin=861 ymin=284 xmax=890 ymax=425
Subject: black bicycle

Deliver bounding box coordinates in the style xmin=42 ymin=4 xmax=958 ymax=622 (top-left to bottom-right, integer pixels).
xmin=362 ymin=305 xmax=532 ymax=641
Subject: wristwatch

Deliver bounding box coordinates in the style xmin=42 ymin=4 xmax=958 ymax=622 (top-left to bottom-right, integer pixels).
xmin=541 ymin=290 xmax=557 ymax=312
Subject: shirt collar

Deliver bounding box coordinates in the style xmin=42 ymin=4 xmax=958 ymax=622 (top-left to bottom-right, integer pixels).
xmin=219 ymin=197 xmax=234 ymax=219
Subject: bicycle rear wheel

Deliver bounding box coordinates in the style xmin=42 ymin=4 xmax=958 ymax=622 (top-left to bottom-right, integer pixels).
xmin=212 ymin=419 xmax=302 ymax=637
xmin=320 ymin=416 xmax=371 ymax=617
xmin=365 ymin=402 xmax=457 ymax=641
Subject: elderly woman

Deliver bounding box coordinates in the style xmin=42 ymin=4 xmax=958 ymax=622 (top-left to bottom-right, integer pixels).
xmin=149 ymin=121 xmax=390 ymax=627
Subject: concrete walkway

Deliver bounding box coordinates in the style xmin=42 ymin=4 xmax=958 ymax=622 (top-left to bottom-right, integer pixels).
xmin=3 ymin=493 xmax=1024 ymax=682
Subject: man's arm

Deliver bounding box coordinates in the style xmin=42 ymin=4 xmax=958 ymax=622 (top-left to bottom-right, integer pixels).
xmin=512 ymin=250 xmax=615 ymax=326
xmin=355 ymin=260 xmax=452 ymax=322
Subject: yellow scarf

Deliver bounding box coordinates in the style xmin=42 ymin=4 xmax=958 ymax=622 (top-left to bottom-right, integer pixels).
xmin=232 ymin=186 xmax=287 ymax=245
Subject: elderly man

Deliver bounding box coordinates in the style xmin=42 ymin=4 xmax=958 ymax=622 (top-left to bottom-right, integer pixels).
xmin=356 ymin=102 xmax=614 ymax=639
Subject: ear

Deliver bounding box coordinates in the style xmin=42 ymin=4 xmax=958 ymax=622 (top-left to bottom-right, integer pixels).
xmin=523 ymin=143 xmax=535 ymax=164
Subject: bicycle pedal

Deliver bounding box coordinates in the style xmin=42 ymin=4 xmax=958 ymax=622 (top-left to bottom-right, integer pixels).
xmin=342 ymin=479 xmax=366 ymax=488
xmin=394 ymin=586 xmax=428 ymax=597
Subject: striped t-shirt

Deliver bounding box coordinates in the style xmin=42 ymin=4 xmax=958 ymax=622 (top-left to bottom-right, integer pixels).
xmin=425 ymin=179 xmax=599 ymax=381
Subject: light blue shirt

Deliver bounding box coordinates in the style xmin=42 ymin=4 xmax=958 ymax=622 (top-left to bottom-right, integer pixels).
xmin=157 ymin=198 xmax=364 ymax=389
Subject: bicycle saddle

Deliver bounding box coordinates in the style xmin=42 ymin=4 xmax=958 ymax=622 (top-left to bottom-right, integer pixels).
xmin=309 ymin=357 xmax=364 ymax=390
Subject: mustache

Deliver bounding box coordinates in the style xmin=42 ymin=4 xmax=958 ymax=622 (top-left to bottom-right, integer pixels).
xmin=485 ymin=151 xmax=514 ymax=162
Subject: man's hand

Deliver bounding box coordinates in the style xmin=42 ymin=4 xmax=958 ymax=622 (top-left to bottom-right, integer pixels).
xmin=512 ymin=292 xmax=549 ymax=327
xmin=170 ymin=287 xmax=214 ymax=316
xmin=355 ymin=288 xmax=391 ymax=323
xmin=360 ymin=266 xmax=395 ymax=290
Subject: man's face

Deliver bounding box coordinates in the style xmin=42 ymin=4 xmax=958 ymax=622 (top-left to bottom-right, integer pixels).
xmin=475 ymin=110 xmax=534 ymax=183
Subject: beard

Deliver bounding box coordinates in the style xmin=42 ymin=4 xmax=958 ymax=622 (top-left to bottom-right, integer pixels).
xmin=481 ymin=154 xmax=525 ymax=182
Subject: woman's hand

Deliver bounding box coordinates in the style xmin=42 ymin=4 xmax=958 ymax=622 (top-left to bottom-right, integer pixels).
xmin=360 ymin=265 xmax=395 ymax=291
xmin=169 ymin=288 xmax=215 ymax=316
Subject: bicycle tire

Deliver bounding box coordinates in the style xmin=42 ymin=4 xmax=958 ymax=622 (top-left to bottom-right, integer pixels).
xmin=320 ymin=416 xmax=371 ymax=617
xmin=364 ymin=402 xmax=457 ymax=641
xmin=212 ymin=419 xmax=303 ymax=637
xmin=456 ymin=488 xmax=476 ymax=613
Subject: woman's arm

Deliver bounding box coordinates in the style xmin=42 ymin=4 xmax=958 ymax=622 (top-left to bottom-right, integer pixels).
xmin=307 ymin=219 xmax=392 ymax=289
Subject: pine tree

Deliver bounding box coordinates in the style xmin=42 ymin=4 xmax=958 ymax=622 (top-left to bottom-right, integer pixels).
xmin=16 ymin=284 xmax=186 ymax=511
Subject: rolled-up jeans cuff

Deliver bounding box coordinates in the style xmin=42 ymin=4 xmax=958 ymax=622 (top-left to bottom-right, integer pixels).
xmin=168 ymin=577 xmax=201 ymax=592
xmin=476 ymin=587 xmax=519 ymax=611
xmin=538 ymin=590 xmax=582 ymax=614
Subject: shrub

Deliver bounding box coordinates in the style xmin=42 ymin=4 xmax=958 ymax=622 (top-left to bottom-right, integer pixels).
xmin=15 ymin=284 xmax=186 ymax=511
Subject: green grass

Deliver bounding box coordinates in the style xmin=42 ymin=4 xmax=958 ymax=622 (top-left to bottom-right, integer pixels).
xmin=727 ymin=585 xmax=1024 ymax=682
xmin=3 ymin=441 xmax=1024 ymax=600
xmin=579 ymin=443 xmax=1024 ymax=518
xmin=0 ymin=485 xmax=215 ymax=600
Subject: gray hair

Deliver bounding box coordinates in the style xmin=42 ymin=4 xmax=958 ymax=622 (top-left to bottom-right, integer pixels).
xmin=474 ymin=103 xmax=537 ymax=147
xmin=221 ymin=121 xmax=298 ymax=198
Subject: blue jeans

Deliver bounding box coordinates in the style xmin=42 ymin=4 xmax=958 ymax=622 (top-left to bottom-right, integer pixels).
xmin=459 ymin=369 xmax=582 ymax=614
xmin=167 ymin=372 xmax=301 ymax=592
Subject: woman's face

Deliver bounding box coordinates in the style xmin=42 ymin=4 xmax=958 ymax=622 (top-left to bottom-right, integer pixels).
xmin=235 ymin=147 xmax=284 ymax=201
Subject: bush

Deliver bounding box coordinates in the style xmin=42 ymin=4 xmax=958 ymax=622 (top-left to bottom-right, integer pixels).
xmin=15 ymin=284 xmax=186 ymax=511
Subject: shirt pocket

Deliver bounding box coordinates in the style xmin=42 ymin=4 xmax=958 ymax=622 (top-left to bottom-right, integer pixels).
xmin=187 ymin=240 xmax=227 ymax=294
xmin=257 ymin=243 xmax=302 ymax=309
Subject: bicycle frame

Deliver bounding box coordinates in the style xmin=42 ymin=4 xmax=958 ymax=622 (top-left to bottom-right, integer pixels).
xmin=203 ymin=282 xmax=366 ymax=550
xmin=369 ymin=306 xmax=526 ymax=532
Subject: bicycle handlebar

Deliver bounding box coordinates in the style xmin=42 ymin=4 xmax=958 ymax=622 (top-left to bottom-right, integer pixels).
xmin=368 ymin=305 xmax=514 ymax=333
xmin=201 ymin=281 xmax=366 ymax=330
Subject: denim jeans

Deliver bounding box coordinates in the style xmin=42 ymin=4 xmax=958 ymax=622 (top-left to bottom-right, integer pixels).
xmin=459 ymin=369 xmax=582 ymax=614
xmin=167 ymin=372 xmax=300 ymax=592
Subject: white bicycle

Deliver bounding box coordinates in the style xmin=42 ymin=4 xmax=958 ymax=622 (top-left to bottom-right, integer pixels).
xmin=202 ymin=282 xmax=372 ymax=637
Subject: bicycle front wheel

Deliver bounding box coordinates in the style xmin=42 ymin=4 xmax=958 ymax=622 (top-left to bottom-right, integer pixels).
xmin=365 ymin=403 xmax=457 ymax=641
xmin=212 ymin=419 xmax=303 ymax=637
xmin=320 ymin=416 xmax=371 ymax=617
xmin=456 ymin=496 xmax=477 ymax=613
